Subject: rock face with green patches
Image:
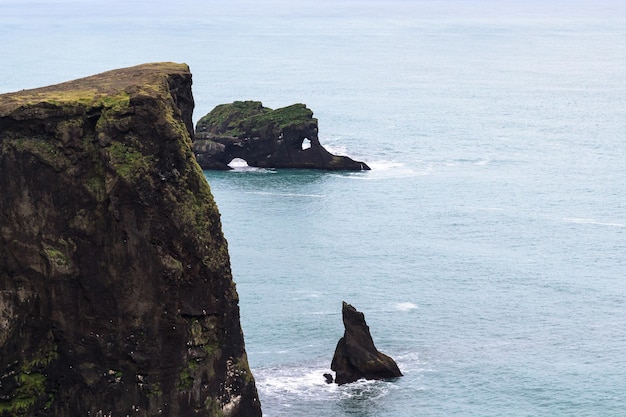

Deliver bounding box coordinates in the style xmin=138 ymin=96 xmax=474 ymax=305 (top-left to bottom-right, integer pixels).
xmin=194 ymin=101 xmax=370 ymax=170
xmin=0 ymin=63 xmax=261 ymax=417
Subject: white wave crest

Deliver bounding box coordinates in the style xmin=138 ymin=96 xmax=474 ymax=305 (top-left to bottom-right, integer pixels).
xmin=246 ymin=191 xmax=325 ymax=198
xmin=323 ymin=143 xmax=349 ymax=156
xmin=333 ymin=159 xmax=430 ymax=180
xmin=394 ymin=302 xmax=418 ymax=312
xmin=563 ymin=217 xmax=626 ymax=228
xmin=254 ymin=365 xmax=397 ymax=402
xmin=367 ymin=160 xmax=407 ymax=171
xmin=255 ymin=367 xmax=339 ymax=400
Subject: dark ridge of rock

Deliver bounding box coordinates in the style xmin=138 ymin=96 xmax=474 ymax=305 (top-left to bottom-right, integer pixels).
xmin=331 ymin=302 xmax=402 ymax=385
xmin=193 ymin=100 xmax=370 ymax=170
xmin=0 ymin=63 xmax=261 ymax=417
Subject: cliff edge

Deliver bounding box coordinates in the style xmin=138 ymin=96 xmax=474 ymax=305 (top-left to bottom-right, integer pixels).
xmin=0 ymin=63 xmax=261 ymax=416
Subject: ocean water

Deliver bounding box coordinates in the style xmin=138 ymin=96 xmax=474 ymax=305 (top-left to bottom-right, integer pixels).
xmin=2 ymin=1 xmax=626 ymax=415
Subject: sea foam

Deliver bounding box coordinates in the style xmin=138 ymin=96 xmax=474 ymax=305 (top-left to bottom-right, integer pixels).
xmin=394 ymin=302 xmax=418 ymax=312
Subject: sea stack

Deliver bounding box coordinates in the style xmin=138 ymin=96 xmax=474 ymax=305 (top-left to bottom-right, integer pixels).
xmin=193 ymin=100 xmax=370 ymax=170
xmin=331 ymin=302 xmax=402 ymax=385
xmin=0 ymin=63 xmax=261 ymax=416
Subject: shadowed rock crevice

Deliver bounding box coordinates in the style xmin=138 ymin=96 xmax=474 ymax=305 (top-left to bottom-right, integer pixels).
xmin=330 ymin=302 xmax=402 ymax=385
xmin=193 ymin=101 xmax=370 ymax=170
xmin=0 ymin=63 xmax=261 ymax=417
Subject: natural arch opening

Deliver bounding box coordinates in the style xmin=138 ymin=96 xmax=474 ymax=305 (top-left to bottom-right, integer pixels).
xmin=228 ymin=158 xmax=249 ymax=168
xmin=301 ymin=138 xmax=312 ymax=150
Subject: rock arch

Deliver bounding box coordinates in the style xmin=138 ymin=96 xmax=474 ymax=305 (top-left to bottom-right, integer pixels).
xmin=193 ymin=101 xmax=370 ymax=171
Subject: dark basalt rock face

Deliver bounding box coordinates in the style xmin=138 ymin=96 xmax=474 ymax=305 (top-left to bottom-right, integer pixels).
xmin=193 ymin=101 xmax=370 ymax=170
xmin=331 ymin=302 xmax=402 ymax=385
xmin=0 ymin=63 xmax=261 ymax=417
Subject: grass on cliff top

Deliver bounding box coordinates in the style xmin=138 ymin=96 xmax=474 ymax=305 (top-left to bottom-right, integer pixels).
xmin=0 ymin=62 xmax=189 ymax=116
xmin=196 ymin=101 xmax=315 ymax=137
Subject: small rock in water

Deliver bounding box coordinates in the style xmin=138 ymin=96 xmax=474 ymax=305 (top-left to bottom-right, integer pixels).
xmin=330 ymin=302 xmax=403 ymax=385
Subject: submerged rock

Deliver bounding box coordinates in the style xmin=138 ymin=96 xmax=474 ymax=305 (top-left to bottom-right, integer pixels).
xmin=0 ymin=63 xmax=261 ymax=416
xmin=193 ymin=100 xmax=370 ymax=170
xmin=331 ymin=302 xmax=402 ymax=385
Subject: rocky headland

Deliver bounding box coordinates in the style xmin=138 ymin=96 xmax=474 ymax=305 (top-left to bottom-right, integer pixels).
xmin=0 ymin=63 xmax=261 ymax=416
xmin=193 ymin=101 xmax=370 ymax=170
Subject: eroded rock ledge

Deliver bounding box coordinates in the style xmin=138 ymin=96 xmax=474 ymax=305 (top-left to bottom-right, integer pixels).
xmin=193 ymin=101 xmax=370 ymax=170
xmin=0 ymin=63 xmax=261 ymax=417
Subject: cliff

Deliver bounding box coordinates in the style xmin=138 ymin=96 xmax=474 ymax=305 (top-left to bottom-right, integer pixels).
xmin=194 ymin=101 xmax=370 ymax=170
xmin=0 ymin=63 xmax=261 ymax=416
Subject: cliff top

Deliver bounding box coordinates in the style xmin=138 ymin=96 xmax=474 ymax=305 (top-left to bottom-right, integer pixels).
xmin=0 ymin=62 xmax=190 ymax=118
xmin=0 ymin=62 xmax=261 ymax=416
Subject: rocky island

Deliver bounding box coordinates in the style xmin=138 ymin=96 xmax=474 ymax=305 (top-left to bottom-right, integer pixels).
xmin=0 ymin=63 xmax=261 ymax=416
xmin=193 ymin=101 xmax=370 ymax=170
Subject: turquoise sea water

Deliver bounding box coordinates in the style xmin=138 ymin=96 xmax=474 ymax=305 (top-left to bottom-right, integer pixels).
xmin=2 ymin=1 xmax=626 ymax=415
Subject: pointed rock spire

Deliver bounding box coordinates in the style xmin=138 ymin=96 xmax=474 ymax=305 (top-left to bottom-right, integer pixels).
xmin=330 ymin=302 xmax=402 ymax=385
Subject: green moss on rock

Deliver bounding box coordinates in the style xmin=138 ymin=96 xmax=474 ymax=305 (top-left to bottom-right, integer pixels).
xmin=0 ymin=346 xmax=58 ymax=415
xmin=245 ymin=103 xmax=314 ymax=133
xmin=106 ymin=141 xmax=154 ymax=182
xmin=196 ymin=101 xmax=269 ymax=136
xmin=196 ymin=101 xmax=315 ymax=138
